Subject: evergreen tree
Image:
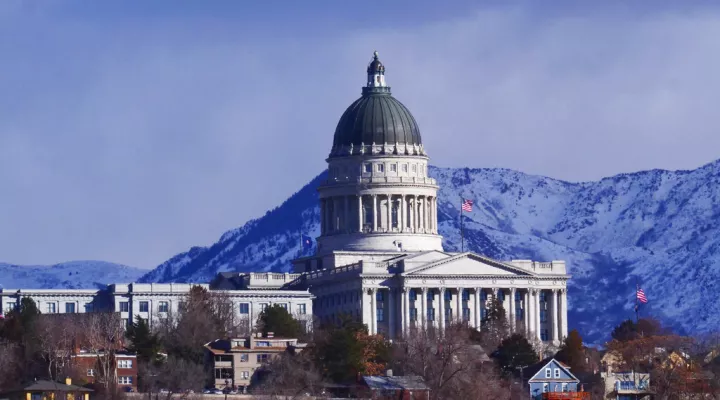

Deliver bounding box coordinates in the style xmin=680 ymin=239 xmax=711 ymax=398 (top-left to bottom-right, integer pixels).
xmin=481 ymin=297 xmax=509 ymax=348
xmin=494 ymin=333 xmax=538 ymax=374
xmin=256 ymin=304 xmax=303 ymax=338
xmin=555 ymin=329 xmax=586 ymax=373
xmin=0 ymin=297 xmax=40 ymax=343
xmin=126 ymin=316 xmax=162 ymax=364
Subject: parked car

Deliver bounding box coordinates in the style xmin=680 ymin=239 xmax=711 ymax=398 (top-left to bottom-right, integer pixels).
xmin=203 ymin=388 xmax=222 ymax=395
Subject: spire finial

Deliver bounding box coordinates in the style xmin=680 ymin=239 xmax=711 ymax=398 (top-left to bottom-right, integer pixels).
xmin=373 ymin=50 xmax=379 ymax=59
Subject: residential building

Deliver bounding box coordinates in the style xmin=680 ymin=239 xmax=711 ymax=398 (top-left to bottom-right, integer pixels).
xmin=204 ymin=333 xmax=304 ymax=390
xmin=289 ymin=51 xmax=571 ymax=344
xmin=70 ymin=351 xmax=138 ymax=392
xmin=360 ymin=375 xmax=430 ymax=400
xmin=600 ymin=371 xmax=651 ymax=400
xmin=525 ymin=358 xmax=587 ymax=399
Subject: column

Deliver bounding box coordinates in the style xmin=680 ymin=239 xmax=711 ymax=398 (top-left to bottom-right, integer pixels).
xmin=344 ymin=196 xmax=349 ymax=233
xmin=331 ymin=197 xmax=337 ymax=232
xmin=433 ymin=196 xmax=438 ymax=233
xmin=400 ymin=195 xmax=406 ymax=232
xmin=473 ymin=288 xmax=480 ymax=329
xmin=372 ymin=195 xmax=378 ymax=232
xmin=534 ymin=290 xmax=542 ymax=341
xmin=357 ymin=196 xmax=363 ymax=232
xmin=523 ymin=290 xmax=530 ymax=335
xmin=420 ymin=197 xmax=425 ymax=232
xmin=552 ymin=289 xmax=559 ymax=343
xmin=370 ymin=288 xmax=377 ymax=335
xmin=410 ymin=196 xmax=416 ymax=232
xmin=439 ymin=287 xmax=446 ymax=332
xmin=509 ymin=288 xmax=516 ymax=332
xmin=420 ymin=288 xmax=428 ymax=329
xmin=428 ymin=197 xmax=434 ymax=233
xmin=528 ymin=289 xmax=536 ymax=339
xmin=456 ymin=288 xmax=463 ymax=324
xmin=402 ymin=288 xmax=409 ymax=335
xmin=388 ymin=289 xmax=396 ymax=339
xmin=561 ymin=289 xmax=568 ymax=339
xmin=387 ymin=194 xmax=392 ymax=232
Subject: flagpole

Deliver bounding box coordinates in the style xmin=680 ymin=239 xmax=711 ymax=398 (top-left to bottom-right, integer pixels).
xmin=635 ymin=279 xmax=639 ymax=324
xmin=460 ymin=197 xmax=464 ymax=252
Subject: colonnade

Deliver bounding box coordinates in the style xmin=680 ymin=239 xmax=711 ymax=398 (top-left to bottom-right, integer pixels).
xmin=320 ymin=194 xmax=438 ymax=235
xmin=358 ymin=286 xmax=567 ymax=343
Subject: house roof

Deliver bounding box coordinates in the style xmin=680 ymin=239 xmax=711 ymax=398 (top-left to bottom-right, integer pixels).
xmin=3 ymin=380 xmax=94 ymax=394
xmin=525 ymin=358 xmax=580 ymax=383
xmin=362 ymin=376 xmax=429 ymax=391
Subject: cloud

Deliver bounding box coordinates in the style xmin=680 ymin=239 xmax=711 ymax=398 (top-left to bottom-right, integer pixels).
xmin=1 ymin=4 xmax=720 ymax=268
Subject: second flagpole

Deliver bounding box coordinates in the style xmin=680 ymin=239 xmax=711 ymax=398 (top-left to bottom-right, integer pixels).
xmin=460 ymin=197 xmax=464 ymax=252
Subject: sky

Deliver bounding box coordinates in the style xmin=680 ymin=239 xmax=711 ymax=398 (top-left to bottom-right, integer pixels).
xmin=2 ymin=0 xmax=720 ymax=269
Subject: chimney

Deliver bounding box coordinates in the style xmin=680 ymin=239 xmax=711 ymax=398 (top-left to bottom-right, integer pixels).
xmin=267 ymin=332 xmax=274 ymax=338
xmin=65 ymin=377 xmax=72 ymax=386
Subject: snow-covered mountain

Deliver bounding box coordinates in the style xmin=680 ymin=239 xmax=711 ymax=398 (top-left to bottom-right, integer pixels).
xmin=138 ymin=161 xmax=720 ymax=342
xmin=0 ymin=261 xmax=145 ymax=289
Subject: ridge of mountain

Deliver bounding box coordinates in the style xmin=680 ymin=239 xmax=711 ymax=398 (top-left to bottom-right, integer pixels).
xmin=0 ymin=260 xmax=145 ymax=290
xmin=139 ymin=160 xmax=720 ymax=342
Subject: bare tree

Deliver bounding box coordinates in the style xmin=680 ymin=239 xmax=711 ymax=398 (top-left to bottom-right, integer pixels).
xmin=253 ymin=352 xmax=328 ymax=399
xmin=83 ymin=313 xmax=125 ymax=392
xmin=33 ymin=315 xmax=76 ymax=380
xmin=0 ymin=339 xmax=22 ymax=391
xmin=395 ymin=324 xmax=505 ymax=400
xmin=141 ymin=356 xmax=206 ymax=400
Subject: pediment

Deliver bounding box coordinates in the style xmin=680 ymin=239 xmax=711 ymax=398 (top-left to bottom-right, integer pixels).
xmin=403 ymin=253 xmax=534 ymax=277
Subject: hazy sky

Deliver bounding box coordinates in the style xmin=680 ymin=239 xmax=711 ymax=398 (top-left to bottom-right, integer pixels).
xmin=2 ymin=0 xmax=720 ymax=269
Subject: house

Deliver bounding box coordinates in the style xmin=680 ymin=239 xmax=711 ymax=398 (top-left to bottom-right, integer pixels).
xmin=70 ymin=351 xmax=138 ymax=391
xmin=360 ymin=375 xmax=430 ymax=400
xmin=204 ymin=332 xmax=304 ymax=391
xmin=0 ymin=378 xmax=93 ymax=400
xmin=525 ymin=358 xmax=589 ymax=399
xmin=600 ymin=371 xmax=651 ymax=400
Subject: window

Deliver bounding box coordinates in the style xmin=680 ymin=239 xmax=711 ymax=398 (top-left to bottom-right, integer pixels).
xmin=402 ymin=164 xmax=408 ymax=172
xmin=118 ymin=376 xmax=133 ymax=385
xmin=390 ymin=164 xmax=397 ymax=172
xmin=139 ymin=301 xmax=149 ymax=312
xmin=240 ymin=371 xmax=250 ymax=379
xmin=515 ymin=291 xmax=522 ymax=302
xmin=260 ymin=303 xmax=269 ymax=312
xmin=65 ymin=303 xmax=76 ymax=313
xmin=47 ymin=303 xmax=56 ymax=314
xmin=445 ymin=308 xmax=452 ymax=322
xmin=480 ymin=308 xmax=487 ymax=321
xmin=256 ymin=341 xmax=270 ymax=347
xmin=542 ymin=383 xmax=549 ymax=393
xmin=554 ymin=368 xmax=560 ymax=378
xmin=84 ymin=303 xmax=93 ymax=312
xmin=158 ymin=301 xmax=169 ymax=313
xmin=376 ymin=290 xmax=384 ymax=302
xmin=541 ymin=329 xmax=549 ymax=341
xmin=257 ymin=354 xmax=270 ymax=363
xmin=462 ymin=308 xmax=470 ymax=321
xmin=118 ymin=359 xmax=133 ymax=369
xmin=461 ymin=290 xmax=470 ymax=301
xmin=545 ymin=368 xmax=551 ymax=378
xmin=376 ymin=164 xmax=384 ymax=172
xmin=215 ymin=355 xmax=232 ymax=362
xmin=121 ymin=318 xmax=128 ymax=328
xmin=377 ymin=308 xmax=384 ymax=322
xmin=410 ymin=308 xmax=417 ymax=321
xmin=119 ymin=302 xmax=129 ymax=312
xmin=239 ymin=303 xmax=250 ymax=314
xmin=444 ymin=290 xmax=452 ymax=301
xmin=480 ymin=291 xmax=488 ymax=301
xmin=296 ymin=304 xmax=306 ymax=315
xmin=516 ymin=309 xmax=524 ymax=321
xmin=427 ymin=290 xmax=434 ymax=301
xmin=279 ymin=303 xmax=288 ymax=310
xmin=562 ymin=383 xmax=568 ymax=392
xmin=363 ymin=163 xmax=371 ymax=173
xmin=409 ymin=290 xmax=417 ymax=302
xmin=87 ymin=369 xmax=94 ymax=377
xmin=214 ymin=368 xmax=232 ymax=379
xmin=540 ymin=310 xmax=548 ymax=323
xmin=497 ymin=291 xmax=505 ymax=301
xmin=427 ymin=308 xmax=435 ymax=321
xmin=240 ymin=354 xmax=249 ymax=362
xmin=540 ymin=291 xmax=548 ymax=302
xmin=412 ymin=164 xmax=417 ymax=173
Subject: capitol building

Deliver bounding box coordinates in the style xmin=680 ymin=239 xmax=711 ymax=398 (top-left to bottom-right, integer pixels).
xmin=1 ymin=52 xmax=570 ymax=346
xmin=290 ymin=52 xmax=570 ymax=345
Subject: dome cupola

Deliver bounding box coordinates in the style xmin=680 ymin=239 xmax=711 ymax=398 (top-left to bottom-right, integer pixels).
xmin=330 ymin=51 xmax=424 ymax=158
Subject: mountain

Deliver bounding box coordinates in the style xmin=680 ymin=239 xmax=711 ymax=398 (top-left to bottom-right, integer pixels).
xmin=0 ymin=261 xmax=146 ymax=290
xmin=139 ymin=161 xmax=720 ymax=343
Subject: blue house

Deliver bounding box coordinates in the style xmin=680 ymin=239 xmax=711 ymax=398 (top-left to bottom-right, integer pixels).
xmin=525 ymin=358 xmax=582 ymax=399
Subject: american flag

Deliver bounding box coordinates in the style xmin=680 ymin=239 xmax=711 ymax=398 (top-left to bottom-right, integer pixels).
xmin=636 ymin=287 xmax=648 ymax=303
xmin=461 ymin=198 xmax=473 ymax=212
